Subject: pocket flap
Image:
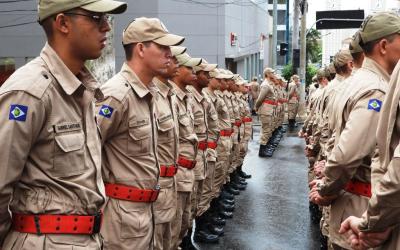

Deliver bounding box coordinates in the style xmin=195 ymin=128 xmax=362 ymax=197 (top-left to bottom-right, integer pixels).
xmin=178 ymin=114 xmax=190 ymax=126
xmin=158 ymin=116 xmax=174 ymax=132
xmin=55 ymin=132 xmax=85 ymax=152
xmin=129 ymin=118 xmax=151 ymax=140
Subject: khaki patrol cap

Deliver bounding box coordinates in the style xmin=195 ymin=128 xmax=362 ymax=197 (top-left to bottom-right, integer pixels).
xmin=209 ymin=69 xmax=225 ymax=79
xmin=263 ymin=67 xmax=275 ymax=76
xmin=193 ymin=59 xmax=217 ymax=72
xmin=170 ymin=46 xmax=186 ymax=57
xmin=123 ymin=17 xmax=184 ymax=46
xmin=38 ymin=0 xmax=127 ymax=22
xmin=349 ymin=31 xmax=363 ymax=53
xmin=176 ymin=53 xmax=202 ymax=67
xmin=316 ymin=67 xmax=330 ymax=80
xmin=333 ymin=49 xmax=352 ymax=67
xmin=360 ymin=11 xmax=400 ymax=44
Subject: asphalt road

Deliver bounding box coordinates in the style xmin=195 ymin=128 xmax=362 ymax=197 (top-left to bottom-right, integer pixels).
xmin=196 ymin=124 xmax=320 ymax=250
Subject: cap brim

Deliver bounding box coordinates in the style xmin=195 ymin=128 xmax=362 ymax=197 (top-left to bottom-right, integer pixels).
xmin=154 ymin=34 xmax=185 ymax=46
xmin=183 ymin=58 xmax=202 ymax=67
xmin=203 ymin=64 xmax=218 ymax=71
xmin=171 ymin=46 xmax=187 ymax=57
xmin=81 ymin=0 xmax=127 ymax=14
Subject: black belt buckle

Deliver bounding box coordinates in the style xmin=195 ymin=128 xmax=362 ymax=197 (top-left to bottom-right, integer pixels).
xmin=92 ymin=212 xmax=102 ymax=234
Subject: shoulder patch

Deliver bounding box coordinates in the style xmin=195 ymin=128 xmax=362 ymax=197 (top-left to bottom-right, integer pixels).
xmin=99 ymin=105 xmax=114 ymax=118
xmin=368 ymin=99 xmax=382 ymax=112
xmin=9 ymin=104 xmax=28 ymax=121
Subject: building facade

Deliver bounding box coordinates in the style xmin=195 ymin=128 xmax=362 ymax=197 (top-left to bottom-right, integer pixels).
xmin=0 ymin=0 xmax=271 ymax=83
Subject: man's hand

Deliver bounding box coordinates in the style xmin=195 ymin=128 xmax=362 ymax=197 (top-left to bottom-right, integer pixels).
xmin=308 ymin=188 xmax=336 ymax=206
xmin=298 ymin=130 xmax=304 ymax=138
xmin=359 ymin=228 xmax=392 ymax=248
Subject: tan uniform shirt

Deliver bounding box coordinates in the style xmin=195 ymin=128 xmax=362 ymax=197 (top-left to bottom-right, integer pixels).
xmin=170 ymin=81 xmax=198 ymax=192
xmin=255 ymin=80 xmax=275 ymax=115
xmin=214 ymin=89 xmax=232 ymax=158
xmin=288 ymin=81 xmax=300 ymax=103
xmin=318 ymin=58 xmax=388 ymax=248
xmin=96 ymin=63 xmax=159 ymax=190
xmin=186 ymin=85 xmax=208 ymax=180
xmin=202 ymin=88 xmax=220 ymax=162
xmin=153 ymin=78 xmax=178 ymax=224
xmin=359 ymin=62 xmax=400 ymax=239
xmin=0 ymin=43 xmax=105 ymax=244
xmin=248 ymin=81 xmax=260 ymax=100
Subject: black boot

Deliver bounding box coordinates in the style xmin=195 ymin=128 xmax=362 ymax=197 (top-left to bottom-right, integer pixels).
xmin=259 ymin=144 xmax=269 ymax=157
xmin=238 ymin=165 xmax=251 ymax=179
xmin=194 ymin=217 xmax=219 ymax=244
xmin=220 ymin=188 xmax=235 ymax=200
xmin=180 ymin=230 xmax=197 ymax=250
xmin=224 ymin=183 xmax=240 ymax=195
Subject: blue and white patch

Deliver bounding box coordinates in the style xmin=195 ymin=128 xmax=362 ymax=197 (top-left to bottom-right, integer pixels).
xmin=99 ymin=105 xmax=114 ymax=118
xmin=9 ymin=104 xmax=28 ymax=122
xmin=368 ymin=99 xmax=382 ymax=112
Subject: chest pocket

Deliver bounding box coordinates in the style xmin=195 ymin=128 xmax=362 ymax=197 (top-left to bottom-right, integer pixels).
xmin=157 ymin=114 xmax=175 ymax=143
xmin=178 ymin=113 xmax=192 ymax=136
xmin=53 ymin=130 xmax=86 ymax=177
xmin=128 ymin=118 xmax=151 ymax=156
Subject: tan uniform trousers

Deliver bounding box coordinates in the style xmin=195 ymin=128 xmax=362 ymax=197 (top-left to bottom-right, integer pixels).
xmin=213 ymin=136 xmax=231 ymax=197
xmin=154 ymin=178 xmax=177 ymax=250
xmin=3 ymin=231 xmax=103 ymax=250
xmin=102 ymin=199 xmax=153 ymax=250
xmin=288 ymin=100 xmax=299 ymax=120
xmin=259 ymin=114 xmax=273 ymax=145
xmin=170 ymin=191 xmax=192 ymax=249
xmin=198 ymin=161 xmax=216 ymax=216
xmin=191 ymin=151 xmax=207 ymax=221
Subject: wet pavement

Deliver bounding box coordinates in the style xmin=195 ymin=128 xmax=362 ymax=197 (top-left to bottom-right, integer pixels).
xmin=196 ymin=123 xmax=320 ymax=250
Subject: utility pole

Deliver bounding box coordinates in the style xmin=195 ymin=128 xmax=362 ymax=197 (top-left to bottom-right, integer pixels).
xmin=285 ymin=0 xmax=290 ymax=64
xmin=272 ymin=0 xmax=278 ymax=68
xmin=292 ymin=0 xmax=300 ymax=70
xmin=299 ymin=0 xmax=307 ymax=115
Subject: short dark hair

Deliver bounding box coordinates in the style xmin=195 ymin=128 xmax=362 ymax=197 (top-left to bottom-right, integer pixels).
xmin=360 ymin=33 xmax=397 ymax=55
xmin=123 ymin=42 xmax=151 ymax=61
xmin=40 ymin=15 xmax=56 ymax=40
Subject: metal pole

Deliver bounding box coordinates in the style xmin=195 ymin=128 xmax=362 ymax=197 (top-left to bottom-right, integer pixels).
xmin=272 ymin=0 xmax=278 ymax=68
xmin=299 ymin=0 xmax=307 ymax=103
xmin=292 ymin=0 xmax=300 ymax=56
xmin=285 ymin=0 xmax=290 ymax=64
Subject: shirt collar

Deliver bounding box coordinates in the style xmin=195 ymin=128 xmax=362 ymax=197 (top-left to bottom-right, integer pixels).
xmin=186 ymin=85 xmax=204 ymax=102
xmin=40 ymin=43 xmax=102 ymax=98
xmin=169 ymin=80 xmax=187 ymax=101
xmin=120 ymin=63 xmax=153 ymax=98
xmin=203 ymin=88 xmax=217 ymax=102
xmin=153 ymin=77 xmax=172 ymax=98
xmin=362 ymin=57 xmax=391 ymax=83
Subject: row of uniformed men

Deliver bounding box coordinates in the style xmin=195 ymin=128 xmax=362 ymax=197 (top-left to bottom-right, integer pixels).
xmin=254 ymin=68 xmax=301 ymax=157
xmin=300 ymin=11 xmax=400 ymax=250
xmin=0 ymin=0 xmax=254 ymax=250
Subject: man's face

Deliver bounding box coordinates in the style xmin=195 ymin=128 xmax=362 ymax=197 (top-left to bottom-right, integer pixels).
xmin=209 ymin=78 xmax=220 ymax=90
xmin=67 ymin=9 xmax=111 ymax=60
xmin=177 ymin=66 xmax=196 ymax=85
xmin=220 ymin=79 xmax=227 ymax=90
xmin=384 ymin=34 xmax=400 ymax=73
xmin=142 ymin=42 xmax=172 ymax=75
xmin=160 ymin=56 xmax=178 ymax=79
xmin=196 ymin=70 xmax=210 ymax=88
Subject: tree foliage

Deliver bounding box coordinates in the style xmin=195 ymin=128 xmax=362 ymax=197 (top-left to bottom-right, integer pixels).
xmin=281 ymin=63 xmax=318 ymax=87
xmin=306 ymin=28 xmax=322 ymax=64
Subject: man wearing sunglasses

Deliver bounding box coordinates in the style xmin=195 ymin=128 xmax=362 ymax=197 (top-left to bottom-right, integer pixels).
xmin=0 ymin=0 xmax=126 ymax=249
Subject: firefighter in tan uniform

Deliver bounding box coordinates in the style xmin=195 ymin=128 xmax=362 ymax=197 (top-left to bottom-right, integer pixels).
xmin=310 ymin=11 xmax=400 ymax=249
xmin=255 ymin=67 xmax=277 ymax=158
xmin=208 ymin=70 xmax=237 ymax=218
xmin=96 ymin=18 xmax=183 ymax=250
xmin=0 ymin=1 xmax=127 ymax=249
xmin=237 ymin=79 xmax=253 ymax=170
xmin=277 ymin=76 xmax=288 ymax=133
xmin=169 ymin=53 xmax=201 ymax=249
xmin=248 ymin=77 xmax=260 ymax=115
xmin=288 ymin=75 xmax=301 ymax=129
xmin=152 ymin=45 xmax=186 ymax=250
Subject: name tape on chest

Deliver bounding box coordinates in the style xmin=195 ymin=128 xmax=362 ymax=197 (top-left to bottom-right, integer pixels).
xmin=368 ymin=99 xmax=382 ymax=112
xmin=9 ymin=104 xmax=28 ymax=122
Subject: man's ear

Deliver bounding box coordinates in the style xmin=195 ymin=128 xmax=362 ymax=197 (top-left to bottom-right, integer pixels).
xmin=54 ymin=13 xmax=71 ymax=35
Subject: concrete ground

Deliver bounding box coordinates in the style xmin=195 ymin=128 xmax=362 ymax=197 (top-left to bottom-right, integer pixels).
xmin=196 ymin=123 xmax=320 ymax=250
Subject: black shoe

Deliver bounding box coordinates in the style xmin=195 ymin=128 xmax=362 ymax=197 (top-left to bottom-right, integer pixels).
xmin=210 ymin=215 xmax=226 ymax=226
xmin=220 ymin=197 xmax=234 ymax=205
xmin=225 ymin=185 xmax=240 ymax=195
xmin=232 ymin=176 xmax=247 ymax=186
xmin=217 ymin=200 xmax=235 ymax=212
xmin=208 ymin=224 xmax=224 ymax=236
xmin=238 ymin=170 xmax=251 ymax=179
xmin=218 ymin=209 xmax=233 ymax=219
xmin=259 ymin=144 xmax=269 ymax=157
xmin=230 ymin=182 xmax=246 ymax=191
xmin=220 ymin=189 xmax=235 ymax=200
xmin=193 ymin=228 xmax=219 ymax=244
xmin=180 ymin=233 xmax=197 ymax=250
